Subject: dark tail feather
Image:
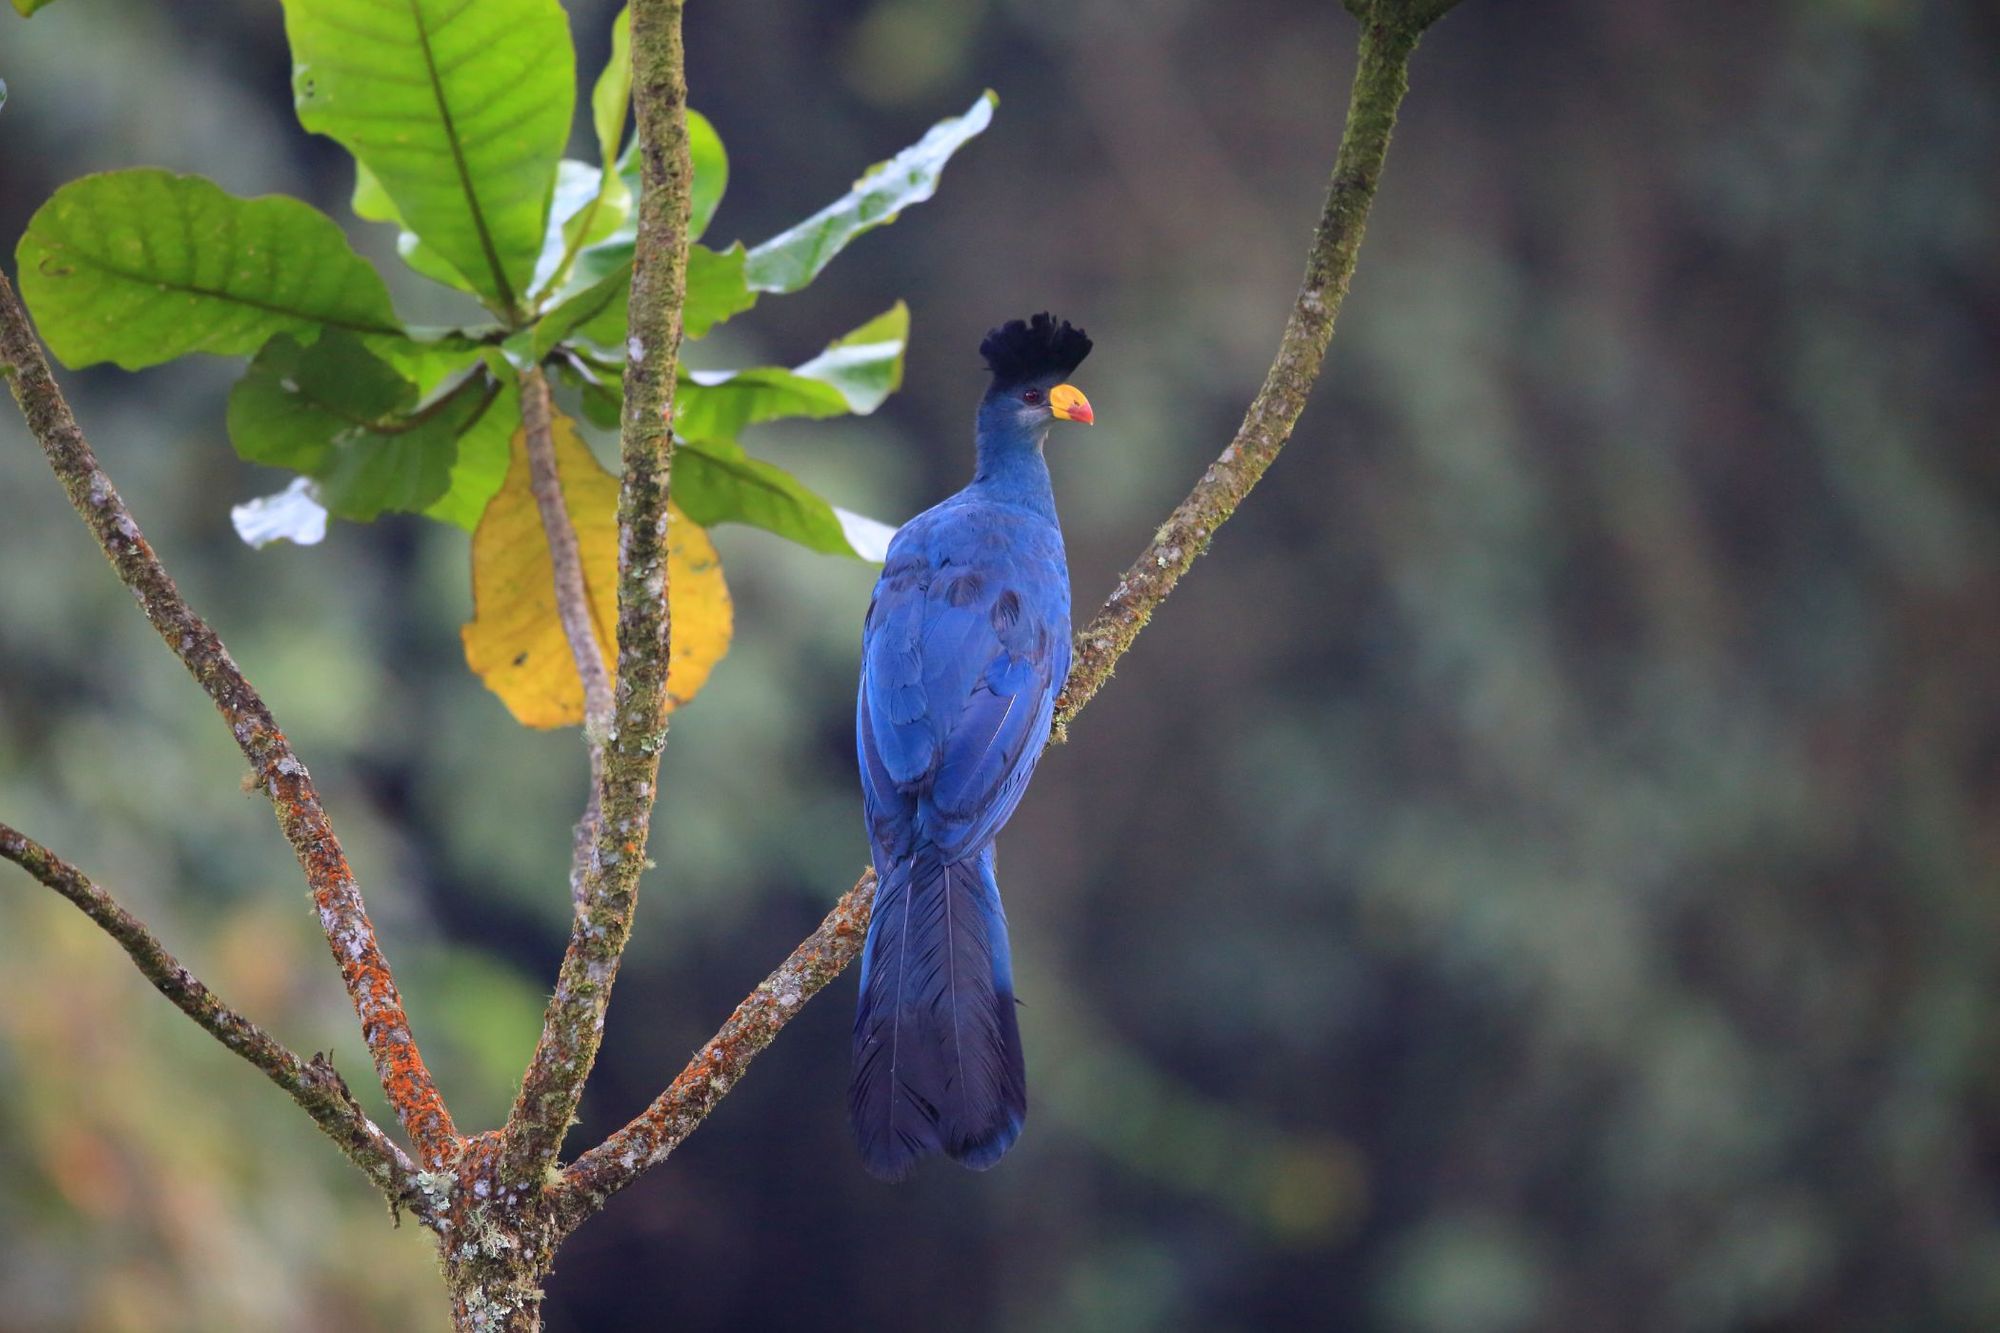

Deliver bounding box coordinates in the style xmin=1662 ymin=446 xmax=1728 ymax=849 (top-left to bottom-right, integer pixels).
xmin=850 ymin=843 xmax=1025 ymax=1180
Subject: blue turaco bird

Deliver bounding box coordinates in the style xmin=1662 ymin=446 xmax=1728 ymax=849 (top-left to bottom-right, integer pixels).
xmin=850 ymin=313 xmax=1095 ymax=1180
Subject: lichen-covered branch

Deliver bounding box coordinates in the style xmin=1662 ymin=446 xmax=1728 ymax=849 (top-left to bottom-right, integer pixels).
xmin=1055 ymin=1 xmax=1443 ymax=732
xmin=521 ymin=365 xmax=616 ymax=736
xmin=0 ymin=821 xmax=437 ymax=1225
xmin=550 ymin=0 xmax=1454 ymax=1218
xmin=501 ymin=0 xmax=693 ymax=1188
xmin=0 ymin=268 xmax=460 ymax=1168
xmin=553 ymin=870 xmax=876 ymax=1225
xmin=520 ymin=365 xmax=613 ymax=912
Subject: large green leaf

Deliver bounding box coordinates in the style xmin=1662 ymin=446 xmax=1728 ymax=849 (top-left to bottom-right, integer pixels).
xmin=675 ymin=302 xmax=909 ymax=439
xmin=352 ymin=162 xmax=479 ymax=295
xmin=228 ymin=331 xmax=495 ymax=520
xmin=16 ymin=170 xmax=400 ymax=370
xmin=284 ymin=0 xmax=575 ymax=314
xmin=743 ymin=92 xmax=994 ymax=294
xmin=675 ymin=438 xmax=889 ymax=560
xmin=371 ymin=329 xmax=493 ymax=395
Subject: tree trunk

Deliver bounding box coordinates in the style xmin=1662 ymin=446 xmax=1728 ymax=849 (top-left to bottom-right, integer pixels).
xmin=438 ymin=1134 xmax=560 ymax=1332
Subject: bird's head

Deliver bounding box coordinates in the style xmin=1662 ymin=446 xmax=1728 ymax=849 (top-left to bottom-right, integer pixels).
xmin=977 ymin=313 xmax=1094 ymax=442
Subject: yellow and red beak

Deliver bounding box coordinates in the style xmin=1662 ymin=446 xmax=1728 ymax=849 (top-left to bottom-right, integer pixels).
xmin=1048 ymin=382 xmax=1094 ymax=425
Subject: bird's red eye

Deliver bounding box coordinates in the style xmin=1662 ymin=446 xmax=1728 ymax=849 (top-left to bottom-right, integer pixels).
xmin=1022 ymin=388 xmax=1042 ymax=404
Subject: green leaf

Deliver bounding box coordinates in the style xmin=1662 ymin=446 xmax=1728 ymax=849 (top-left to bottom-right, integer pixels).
xmin=533 ymin=160 xmax=630 ymax=301
xmin=284 ymin=0 xmax=575 ymax=314
xmin=743 ymin=91 xmax=993 ymax=294
xmin=318 ymin=415 xmax=465 ymax=520
xmin=552 ymin=356 xmax=624 ymax=429
xmin=787 ymin=302 xmax=911 ymax=413
xmin=16 ymin=170 xmax=402 ymax=371
xmin=10 ymin=0 xmax=60 ymax=14
xmin=561 ymin=165 xmax=629 ymax=255
xmin=352 ymin=163 xmax=480 ymax=295
xmin=530 ymin=105 xmax=728 ymax=326
xmin=590 ymin=6 xmax=634 ymax=183
xmin=675 ymin=438 xmax=882 ymax=559
xmin=679 ymin=243 xmax=759 ymax=339
xmin=229 ymin=332 xmax=415 ymax=475
xmin=228 ymin=331 xmax=495 ymax=521
xmin=425 ymin=353 xmax=523 ymax=529
xmin=674 ymin=301 xmax=909 ymax=439
xmin=687 ymin=109 xmax=729 ymax=245
xmin=370 ymin=329 xmax=493 ymax=395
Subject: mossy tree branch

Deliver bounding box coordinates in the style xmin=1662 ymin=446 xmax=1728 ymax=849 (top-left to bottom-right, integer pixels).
xmin=549 ymin=0 xmax=1459 ymax=1218
xmin=518 ymin=364 xmax=614 ymax=912
xmin=0 ymin=821 xmax=437 ymax=1225
xmin=3 ymin=0 xmax=1461 ymax=1320
xmin=0 ymin=268 xmax=460 ymax=1170
xmin=499 ymin=0 xmax=694 ymax=1191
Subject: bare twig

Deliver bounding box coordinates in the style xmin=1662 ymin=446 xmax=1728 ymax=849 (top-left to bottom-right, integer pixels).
xmin=551 ymin=0 xmax=1457 ymax=1216
xmin=521 ymin=365 xmax=616 ymax=735
xmin=501 ymin=0 xmax=694 ymax=1188
xmin=0 ymin=821 xmax=437 ymax=1225
xmin=0 ymin=269 xmax=460 ymax=1168
xmin=520 ymin=365 xmax=614 ymax=910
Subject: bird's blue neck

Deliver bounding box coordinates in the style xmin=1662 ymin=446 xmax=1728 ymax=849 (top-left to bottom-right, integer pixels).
xmin=970 ymin=400 xmax=1057 ymax=521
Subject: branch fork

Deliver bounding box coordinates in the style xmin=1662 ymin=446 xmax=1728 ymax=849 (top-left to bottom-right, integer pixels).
xmin=0 ymin=0 xmax=1459 ymax=1325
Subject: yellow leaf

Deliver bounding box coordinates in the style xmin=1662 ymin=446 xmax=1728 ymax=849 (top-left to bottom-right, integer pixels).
xmin=462 ymin=410 xmax=732 ymax=728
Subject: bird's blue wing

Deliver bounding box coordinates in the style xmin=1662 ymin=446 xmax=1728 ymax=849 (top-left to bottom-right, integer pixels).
xmin=857 ymin=507 xmax=1067 ymax=863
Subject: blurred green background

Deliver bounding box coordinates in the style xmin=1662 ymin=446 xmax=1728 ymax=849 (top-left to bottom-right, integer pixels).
xmin=3 ymin=0 xmax=1998 ymax=1329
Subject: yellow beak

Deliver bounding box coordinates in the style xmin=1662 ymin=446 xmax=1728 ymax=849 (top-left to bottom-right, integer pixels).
xmin=1048 ymin=382 xmax=1094 ymax=425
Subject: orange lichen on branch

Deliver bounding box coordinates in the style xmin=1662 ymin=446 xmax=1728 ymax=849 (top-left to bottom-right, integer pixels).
xmin=0 ymin=269 xmax=459 ymax=1169
xmin=0 ymin=820 xmax=435 ymax=1223
xmin=498 ymin=0 xmax=698 ymax=1190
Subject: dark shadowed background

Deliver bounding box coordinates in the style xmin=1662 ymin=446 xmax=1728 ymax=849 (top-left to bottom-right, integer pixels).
xmin=3 ymin=1 xmax=1999 ymax=1329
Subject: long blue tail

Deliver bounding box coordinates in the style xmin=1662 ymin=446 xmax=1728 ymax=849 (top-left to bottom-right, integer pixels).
xmin=850 ymin=842 xmax=1025 ymax=1180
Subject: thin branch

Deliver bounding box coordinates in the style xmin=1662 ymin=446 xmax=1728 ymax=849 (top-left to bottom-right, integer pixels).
xmin=501 ymin=0 xmax=693 ymax=1188
xmin=551 ymin=0 xmax=1455 ymax=1217
xmin=521 ymin=365 xmax=616 ymax=735
xmin=0 ymin=821 xmax=438 ymax=1226
xmin=520 ymin=365 xmax=614 ymax=911
xmin=554 ymin=870 xmax=875 ymax=1229
xmin=0 ymin=269 xmax=460 ymax=1168
xmin=1054 ymin=6 xmax=1431 ymax=733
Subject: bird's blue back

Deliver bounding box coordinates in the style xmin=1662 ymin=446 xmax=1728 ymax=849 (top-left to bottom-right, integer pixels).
xmin=858 ymin=495 xmax=1070 ymax=862
xmin=850 ymin=311 xmax=1090 ymax=1181
xmin=850 ymin=476 xmax=1072 ymax=1180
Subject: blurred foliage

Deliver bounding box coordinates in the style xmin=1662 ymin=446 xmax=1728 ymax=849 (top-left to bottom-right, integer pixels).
xmin=2 ymin=0 xmax=1998 ymax=1331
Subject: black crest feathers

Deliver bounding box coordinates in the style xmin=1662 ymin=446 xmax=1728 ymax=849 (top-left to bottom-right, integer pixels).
xmin=980 ymin=313 xmax=1091 ymax=387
